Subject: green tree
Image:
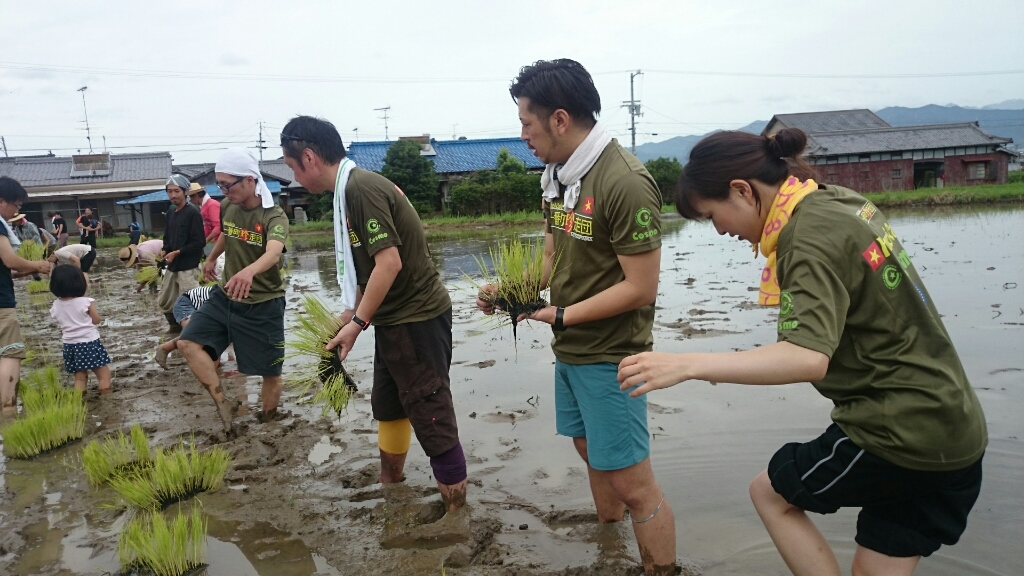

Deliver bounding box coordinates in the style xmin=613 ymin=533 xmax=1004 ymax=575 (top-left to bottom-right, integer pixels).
xmin=449 ymin=149 xmax=542 ymax=215
xmin=496 ymin=148 xmax=527 ymax=177
xmin=380 ymin=139 xmax=440 ymax=214
xmin=644 ymin=157 xmax=683 ymax=203
xmin=305 ymin=191 xmax=334 ymax=221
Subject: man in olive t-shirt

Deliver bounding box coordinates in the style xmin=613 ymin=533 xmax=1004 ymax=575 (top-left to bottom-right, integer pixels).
xmin=178 ymin=148 xmax=289 ymax=434
xmin=476 ymin=60 xmax=677 ymax=575
xmin=281 ymin=115 xmax=468 ymax=517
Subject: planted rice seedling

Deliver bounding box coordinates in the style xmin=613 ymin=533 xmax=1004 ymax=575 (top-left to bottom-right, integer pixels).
xmin=108 ymin=437 xmax=230 ymax=510
xmin=470 ymin=236 xmax=554 ymax=340
xmin=16 ymin=239 xmax=45 ymax=261
xmin=282 ymin=295 xmax=357 ymax=416
xmin=118 ymin=504 xmax=207 ymax=576
xmin=82 ymin=424 xmax=153 ymax=486
xmin=1 ymin=378 xmax=86 ymax=458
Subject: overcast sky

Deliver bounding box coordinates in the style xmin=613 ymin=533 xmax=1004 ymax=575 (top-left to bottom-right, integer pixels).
xmin=1 ymin=0 xmax=1021 ymax=164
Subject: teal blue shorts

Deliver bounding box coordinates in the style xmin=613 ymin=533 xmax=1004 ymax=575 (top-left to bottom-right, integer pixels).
xmin=554 ymin=360 xmax=649 ymax=471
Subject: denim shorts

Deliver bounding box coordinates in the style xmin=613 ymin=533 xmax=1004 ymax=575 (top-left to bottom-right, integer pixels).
xmin=172 ymin=294 xmax=197 ymax=324
xmin=554 ymin=360 xmax=649 ymax=471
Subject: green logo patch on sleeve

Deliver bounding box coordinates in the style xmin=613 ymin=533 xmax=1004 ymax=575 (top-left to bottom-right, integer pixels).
xmin=780 ymin=291 xmax=793 ymax=317
xmin=366 ymin=219 xmax=381 ymax=234
xmin=634 ymin=207 xmax=653 ymax=228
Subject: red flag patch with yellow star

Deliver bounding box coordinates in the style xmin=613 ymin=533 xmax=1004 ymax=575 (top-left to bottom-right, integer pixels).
xmin=862 ymin=241 xmax=885 ymax=271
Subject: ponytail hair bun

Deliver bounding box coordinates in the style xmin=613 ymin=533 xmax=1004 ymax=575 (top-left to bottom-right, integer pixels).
xmin=767 ymin=128 xmax=808 ymax=159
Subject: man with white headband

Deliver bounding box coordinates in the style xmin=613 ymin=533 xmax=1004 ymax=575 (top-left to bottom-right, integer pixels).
xmin=176 ymin=148 xmax=288 ymax=433
xmin=157 ymin=174 xmax=205 ymax=331
xmin=281 ymin=116 xmax=468 ymax=519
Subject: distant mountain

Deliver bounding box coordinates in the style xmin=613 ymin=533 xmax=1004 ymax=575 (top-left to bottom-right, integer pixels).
xmin=634 ymin=104 xmax=1021 ymax=163
xmin=875 ymin=104 xmax=1022 ymax=146
xmin=633 ymin=119 xmax=767 ymax=163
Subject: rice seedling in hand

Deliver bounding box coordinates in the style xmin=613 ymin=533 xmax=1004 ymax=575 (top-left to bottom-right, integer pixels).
xmin=82 ymin=424 xmax=153 ymax=486
xmin=16 ymin=240 xmax=45 ymax=261
xmin=108 ymin=437 xmax=231 ymax=510
xmin=134 ymin=265 xmax=161 ymax=287
xmin=470 ymin=236 xmax=552 ymax=340
xmin=282 ymin=295 xmax=357 ymax=417
xmin=1 ymin=375 xmax=86 ymax=458
xmin=118 ymin=504 xmax=207 ymax=576
xmin=26 ymin=279 xmax=50 ymax=293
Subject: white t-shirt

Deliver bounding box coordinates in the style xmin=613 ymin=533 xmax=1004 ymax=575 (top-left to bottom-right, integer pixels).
xmin=50 ymin=297 xmax=101 ymax=344
xmin=54 ymin=243 xmax=93 ymax=265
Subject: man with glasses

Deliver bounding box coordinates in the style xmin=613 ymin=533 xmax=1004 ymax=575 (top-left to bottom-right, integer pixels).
xmin=176 ymin=148 xmax=288 ymax=433
xmin=158 ymin=175 xmax=206 ymax=332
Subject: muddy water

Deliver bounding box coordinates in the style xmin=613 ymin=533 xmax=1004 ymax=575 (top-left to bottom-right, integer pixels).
xmin=2 ymin=205 xmax=1022 ymax=575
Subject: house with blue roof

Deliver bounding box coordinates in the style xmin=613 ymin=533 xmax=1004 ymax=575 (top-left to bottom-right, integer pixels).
xmin=347 ymin=135 xmax=542 ymax=201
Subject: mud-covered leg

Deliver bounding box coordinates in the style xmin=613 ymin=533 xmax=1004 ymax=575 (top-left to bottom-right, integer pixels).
xmin=0 ymin=357 xmax=20 ymax=413
xmin=178 ymin=339 xmax=238 ymax=432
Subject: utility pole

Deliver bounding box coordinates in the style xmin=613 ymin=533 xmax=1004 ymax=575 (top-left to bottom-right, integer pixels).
xmin=452 ymin=124 xmax=458 ymax=139
xmin=375 ymin=106 xmax=391 ymax=140
xmin=78 ymin=86 xmax=93 ymax=153
xmin=102 ymin=135 xmax=107 ymax=152
xmin=353 ymin=127 xmax=358 ymax=142
xmin=257 ymin=121 xmax=267 ymax=167
xmin=620 ymin=70 xmax=643 ymax=154
xmin=1 ymin=136 xmax=8 ymax=157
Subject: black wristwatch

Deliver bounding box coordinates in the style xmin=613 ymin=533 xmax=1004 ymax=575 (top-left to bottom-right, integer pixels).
xmin=552 ymin=307 xmax=567 ymax=332
xmin=351 ymin=315 xmax=370 ymax=331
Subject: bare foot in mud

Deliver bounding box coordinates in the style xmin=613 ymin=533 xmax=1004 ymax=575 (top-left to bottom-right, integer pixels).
xmin=154 ymin=346 xmax=169 ymax=370
xmin=256 ymin=408 xmax=289 ymax=423
xmin=217 ymin=397 xmax=242 ymax=433
xmin=99 ymin=387 xmax=112 ymax=395
xmin=438 ymin=480 xmax=468 ymax=512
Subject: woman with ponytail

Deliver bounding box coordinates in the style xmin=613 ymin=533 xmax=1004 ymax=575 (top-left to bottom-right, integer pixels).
xmin=617 ymin=128 xmax=987 ymax=576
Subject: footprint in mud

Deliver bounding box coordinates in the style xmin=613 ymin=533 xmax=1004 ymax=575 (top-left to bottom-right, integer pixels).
xmin=647 ymin=402 xmax=683 ymax=415
xmin=340 ymin=463 xmax=380 ymax=489
xmin=469 ymin=360 xmax=496 ymax=368
xmin=481 ymin=409 xmax=535 ymax=424
xmin=498 ymin=446 xmax=522 ymax=461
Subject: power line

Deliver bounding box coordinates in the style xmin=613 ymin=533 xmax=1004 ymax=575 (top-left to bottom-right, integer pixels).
xmin=621 ymin=70 xmax=643 ymax=154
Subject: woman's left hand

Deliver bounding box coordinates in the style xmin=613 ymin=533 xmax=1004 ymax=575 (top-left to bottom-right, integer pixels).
xmin=617 ymin=352 xmax=691 ymax=397
xmin=520 ymin=305 xmax=556 ymax=325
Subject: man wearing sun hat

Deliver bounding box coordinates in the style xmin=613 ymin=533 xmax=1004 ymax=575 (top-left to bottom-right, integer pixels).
xmin=187 ymin=183 xmax=222 ymax=246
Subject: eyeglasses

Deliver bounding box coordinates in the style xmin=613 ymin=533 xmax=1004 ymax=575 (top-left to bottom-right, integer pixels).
xmin=217 ymin=176 xmax=246 ymax=192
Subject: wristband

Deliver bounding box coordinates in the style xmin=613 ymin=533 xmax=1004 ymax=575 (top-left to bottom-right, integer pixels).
xmin=552 ymin=307 xmax=567 ymax=332
xmin=351 ymin=315 xmax=370 ymax=331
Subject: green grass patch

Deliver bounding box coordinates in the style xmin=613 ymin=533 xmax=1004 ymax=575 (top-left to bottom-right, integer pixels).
xmin=118 ymin=504 xmax=207 ymax=576
xmin=283 ymin=295 xmax=356 ymax=417
xmin=1 ymin=367 xmax=86 ymax=459
xmin=108 ymin=437 xmax=231 ymax=510
xmin=82 ymin=424 xmax=153 ymax=487
xmin=864 ymin=182 xmax=1024 ymax=207
xmin=289 ymin=220 xmax=335 ymax=233
xmin=423 ymin=209 xmax=544 ymax=227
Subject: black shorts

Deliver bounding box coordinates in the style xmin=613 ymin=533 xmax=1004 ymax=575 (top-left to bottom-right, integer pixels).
xmin=371 ymin=308 xmax=457 ymax=457
xmin=178 ymin=286 xmax=285 ymax=376
xmin=80 ymin=248 xmax=97 ymax=273
xmin=768 ymin=423 xmax=983 ymax=558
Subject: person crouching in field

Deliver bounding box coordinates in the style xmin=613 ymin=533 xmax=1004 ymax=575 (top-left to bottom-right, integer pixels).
xmin=50 ymin=264 xmax=112 ymax=394
xmin=618 ymin=128 xmax=987 ymax=576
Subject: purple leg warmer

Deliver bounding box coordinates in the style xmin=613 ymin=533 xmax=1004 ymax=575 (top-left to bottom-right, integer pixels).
xmin=430 ymin=442 xmax=467 ymax=485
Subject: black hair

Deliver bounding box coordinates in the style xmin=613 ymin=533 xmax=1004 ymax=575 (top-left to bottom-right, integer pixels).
xmin=281 ymin=116 xmax=347 ymax=166
xmin=509 ymin=59 xmax=601 ymax=128
xmin=0 ymin=176 xmax=28 ymax=203
xmin=50 ymin=264 xmax=88 ymax=298
xmin=676 ymin=128 xmax=817 ymax=219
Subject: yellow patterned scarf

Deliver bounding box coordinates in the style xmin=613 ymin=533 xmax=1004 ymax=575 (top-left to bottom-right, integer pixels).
xmin=757 ymin=177 xmax=818 ymax=306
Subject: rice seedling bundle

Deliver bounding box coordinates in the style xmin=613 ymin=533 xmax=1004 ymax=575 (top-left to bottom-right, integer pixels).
xmin=82 ymin=424 xmax=153 ymax=486
xmin=1 ymin=366 xmax=86 ymax=458
xmin=16 ymin=240 xmax=45 ymax=261
xmin=118 ymin=504 xmax=207 ymax=576
xmin=108 ymin=438 xmax=231 ymax=510
xmin=471 ymin=236 xmax=551 ymax=339
xmin=135 ymin=265 xmax=160 ymax=286
xmin=26 ymin=279 xmax=50 ymax=293
xmin=282 ymin=295 xmax=357 ymax=416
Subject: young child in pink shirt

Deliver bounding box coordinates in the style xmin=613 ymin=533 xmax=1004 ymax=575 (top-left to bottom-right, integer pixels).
xmin=49 ymin=264 xmax=111 ymax=393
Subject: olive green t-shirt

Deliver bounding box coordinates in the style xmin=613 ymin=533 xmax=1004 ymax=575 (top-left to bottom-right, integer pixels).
xmin=776 ymin=184 xmax=987 ymax=471
xmin=344 ymin=168 xmax=450 ymax=326
xmin=219 ymin=199 xmax=289 ymax=304
xmin=543 ymin=140 xmax=662 ymax=364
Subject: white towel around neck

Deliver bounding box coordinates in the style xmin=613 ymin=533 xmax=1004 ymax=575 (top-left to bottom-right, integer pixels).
xmin=214 ymin=148 xmax=276 ymax=209
xmin=540 ymin=123 xmax=611 ymax=210
xmin=333 ymin=158 xmax=359 ymax=311
xmin=0 ymin=218 xmax=21 ymax=250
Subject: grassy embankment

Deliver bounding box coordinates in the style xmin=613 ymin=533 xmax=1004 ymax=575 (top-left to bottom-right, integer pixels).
xmin=864 ymin=181 xmax=1024 ymax=207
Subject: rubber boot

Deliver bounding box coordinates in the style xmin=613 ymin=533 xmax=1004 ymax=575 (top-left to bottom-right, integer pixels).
xmin=164 ymin=312 xmax=182 ymax=334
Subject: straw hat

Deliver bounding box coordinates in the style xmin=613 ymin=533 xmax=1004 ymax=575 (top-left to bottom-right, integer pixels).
xmin=188 ymin=182 xmax=205 ymax=195
xmin=7 ymin=213 xmax=26 ymax=223
xmin=118 ymin=245 xmax=139 ymax=267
